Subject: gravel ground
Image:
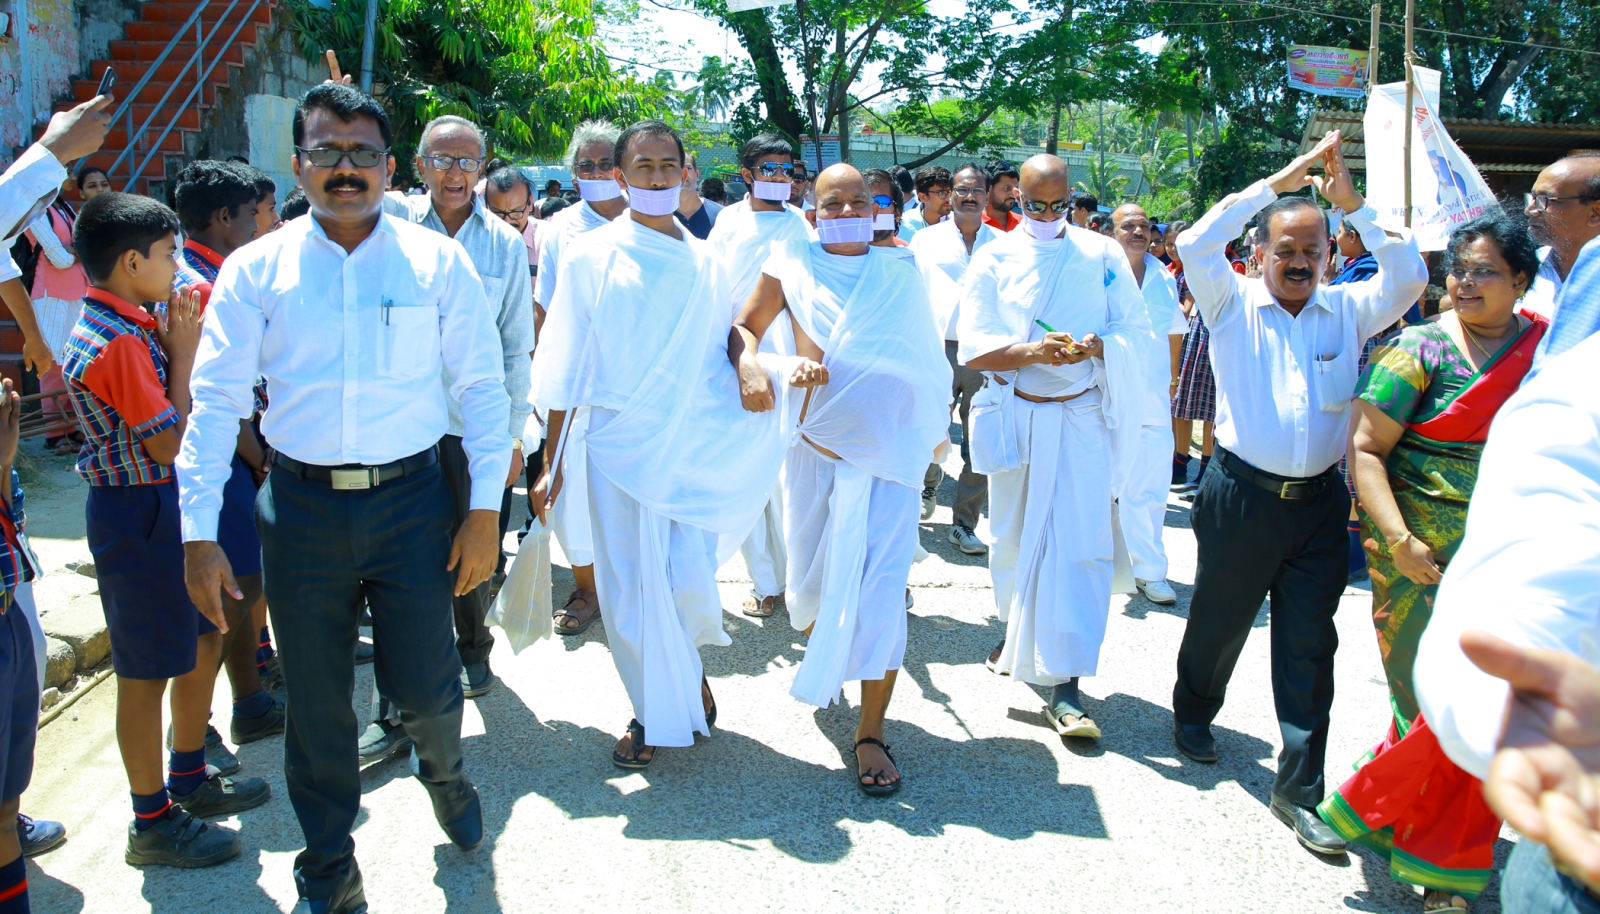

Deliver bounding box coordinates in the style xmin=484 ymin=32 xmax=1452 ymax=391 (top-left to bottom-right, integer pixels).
xmin=22 ymin=447 xmax=1515 ymax=913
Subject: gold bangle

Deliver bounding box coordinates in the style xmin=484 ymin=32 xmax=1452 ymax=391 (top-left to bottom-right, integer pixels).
xmin=1389 ymin=531 xmax=1413 ymax=550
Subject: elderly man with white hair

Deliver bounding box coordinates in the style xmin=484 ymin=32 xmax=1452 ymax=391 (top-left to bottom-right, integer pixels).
xmin=359 ymin=113 xmax=534 ymax=762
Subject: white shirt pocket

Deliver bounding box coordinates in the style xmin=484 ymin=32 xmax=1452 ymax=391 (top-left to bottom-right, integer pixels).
xmin=1313 ymin=350 xmax=1356 ymax=413
xmin=480 ymin=275 xmax=506 ymax=317
xmin=376 ymin=303 xmax=441 ymax=380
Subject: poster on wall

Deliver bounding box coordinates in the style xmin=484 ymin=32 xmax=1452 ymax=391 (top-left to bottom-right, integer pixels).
xmin=799 ymin=136 xmax=842 ymax=171
xmin=1287 ymin=45 xmax=1369 ymax=98
xmin=1362 ymin=66 xmax=1495 ymax=251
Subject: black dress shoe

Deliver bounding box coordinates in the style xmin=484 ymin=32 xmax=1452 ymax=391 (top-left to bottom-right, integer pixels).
xmin=1174 ymin=723 xmax=1217 ymax=763
xmin=292 ymin=865 xmax=367 ymax=914
xmin=1270 ymin=794 xmax=1348 ymax=856
xmin=425 ymin=776 xmax=484 ymax=850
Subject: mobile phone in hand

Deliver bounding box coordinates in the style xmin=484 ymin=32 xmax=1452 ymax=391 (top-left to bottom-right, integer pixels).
xmin=96 ymin=67 xmax=116 ymax=97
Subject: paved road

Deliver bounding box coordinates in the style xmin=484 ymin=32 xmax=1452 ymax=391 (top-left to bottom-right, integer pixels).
xmin=23 ymin=453 xmax=1514 ymax=913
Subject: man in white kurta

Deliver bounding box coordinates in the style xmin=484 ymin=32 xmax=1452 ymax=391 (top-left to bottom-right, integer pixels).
xmin=710 ymin=133 xmax=814 ymax=618
xmin=531 ymin=123 xmax=786 ymax=766
xmin=535 ymin=121 xmax=624 ymax=635
xmin=960 ymin=155 xmax=1151 ymax=739
xmin=731 ymin=164 xmax=951 ymax=793
xmin=1110 ymin=203 xmax=1189 ymax=605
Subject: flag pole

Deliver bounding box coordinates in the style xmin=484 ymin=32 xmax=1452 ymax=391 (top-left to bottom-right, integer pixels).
xmin=1367 ymin=3 xmax=1380 ymax=95
xmin=1402 ymin=0 xmax=1415 ymax=227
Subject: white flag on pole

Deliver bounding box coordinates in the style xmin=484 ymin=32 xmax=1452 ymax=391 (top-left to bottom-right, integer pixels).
xmin=1362 ymin=66 xmax=1496 ymax=251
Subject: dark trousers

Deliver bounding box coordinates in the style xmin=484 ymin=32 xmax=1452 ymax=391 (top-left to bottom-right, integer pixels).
xmin=1172 ymin=448 xmax=1348 ymax=807
xmin=933 ymin=339 xmax=987 ymax=530
xmin=440 ymin=435 xmax=496 ymax=666
xmin=259 ymin=455 xmax=465 ymax=900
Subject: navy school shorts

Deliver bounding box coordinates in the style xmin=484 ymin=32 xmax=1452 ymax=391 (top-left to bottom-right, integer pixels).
xmin=0 ymin=601 xmax=37 ymax=801
xmin=218 ymin=454 xmax=263 ymax=578
xmin=87 ymin=482 xmax=217 ymax=680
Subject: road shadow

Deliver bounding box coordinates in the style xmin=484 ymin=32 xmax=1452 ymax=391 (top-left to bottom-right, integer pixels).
xmin=25 ymin=862 xmax=85 ymax=914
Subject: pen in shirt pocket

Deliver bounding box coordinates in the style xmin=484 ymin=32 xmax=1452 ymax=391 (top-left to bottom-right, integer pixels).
xmin=381 ymin=298 xmax=393 ymax=326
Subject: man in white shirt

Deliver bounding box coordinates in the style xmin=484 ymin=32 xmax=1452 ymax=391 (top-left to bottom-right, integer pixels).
xmin=909 ymin=162 xmax=997 ymax=548
xmin=179 ymin=84 xmax=511 ymax=913
xmin=961 ymin=154 xmax=1151 ymax=740
xmin=895 ymin=166 xmax=952 ymax=242
xmin=1523 ymin=152 xmax=1600 ymax=318
xmin=530 ymin=120 xmax=787 ymax=770
xmin=536 ymin=120 xmax=624 ymax=637
xmin=711 ymin=133 xmax=814 ymax=619
xmin=1169 ymin=132 xmax=1427 ymax=856
xmin=731 ymin=163 xmax=951 ymax=795
xmin=1109 ymin=203 xmax=1189 ymax=606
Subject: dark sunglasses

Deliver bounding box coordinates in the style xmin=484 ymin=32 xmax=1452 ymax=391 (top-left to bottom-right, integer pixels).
xmin=296 ymin=146 xmax=390 ymax=169
xmin=756 ymin=162 xmax=797 ymax=178
xmin=873 ymin=195 xmax=894 ymax=208
xmin=1020 ymin=198 xmax=1070 ymax=215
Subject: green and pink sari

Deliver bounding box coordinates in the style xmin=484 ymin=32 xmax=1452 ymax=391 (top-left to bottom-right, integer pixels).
xmin=1318 ymin=310 xmax=1547 ymax=898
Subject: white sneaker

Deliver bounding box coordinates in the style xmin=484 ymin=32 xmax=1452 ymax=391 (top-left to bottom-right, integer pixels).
xmin=948 ymin=524 xmax=987 ymax=555
xmin=1136 ymin=578 xmax=1178 ymax=605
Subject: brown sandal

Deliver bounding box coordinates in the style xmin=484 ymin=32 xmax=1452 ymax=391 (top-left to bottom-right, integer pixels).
xmin=553 ymin=589 xmax=601 ymax=635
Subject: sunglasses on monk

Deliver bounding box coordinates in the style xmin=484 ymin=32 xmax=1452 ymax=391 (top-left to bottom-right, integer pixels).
xmin=1020 ymin=198 xmax=1071 ymax=215
xmin=756 ymin=162 xmax=798 ymax=177
xmin=296 ymin=147 xmax=390 ymax=168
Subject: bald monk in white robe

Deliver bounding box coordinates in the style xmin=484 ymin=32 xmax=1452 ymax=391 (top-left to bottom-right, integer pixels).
xmin=960 ymin=154 xmax=1151 ymax=739
xmin=708 ymin=132 xmax=814 ymax=618
xmin=731 ymin=164 xmax=951 ymax=794
xmin=532 ymin=122 xmax=786 ymax=766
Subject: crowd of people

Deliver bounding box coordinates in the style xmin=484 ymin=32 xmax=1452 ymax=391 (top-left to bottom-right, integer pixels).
xmin=0 ymin=71 xmax=1596 ymax=914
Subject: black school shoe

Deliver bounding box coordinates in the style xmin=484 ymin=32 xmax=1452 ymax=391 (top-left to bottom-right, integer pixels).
xmin=425 ymin=776 xmax=484 ymax=850
xmin=170 ymin=770 xmax=272 ymax=818
xmin=231 ymin=695 xmax=287 ymax=745
xmin=292 ymin=865 xmax=368 ymax=914
xmin=125 ymin=804 xmax=241 ymax=868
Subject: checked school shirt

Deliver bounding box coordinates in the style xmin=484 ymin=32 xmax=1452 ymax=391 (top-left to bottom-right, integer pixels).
xmin=176 ymin=240 xmax=270 ymax=418
xmin=62 ymin=289 xmax=181 ymax=486
xmin=0 ymin=472 xmax=32 ymax=597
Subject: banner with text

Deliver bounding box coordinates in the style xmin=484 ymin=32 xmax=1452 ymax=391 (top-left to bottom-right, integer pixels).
xmin=1287 ymin=45 xmax=1369 ymax=98
xmin=1362 ymin=67 xmax=1495 ymax=251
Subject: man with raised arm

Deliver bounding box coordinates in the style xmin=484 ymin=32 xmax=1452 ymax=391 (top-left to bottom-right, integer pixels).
xmin=530 ymin=120 xmax=786 ymax=770
xmin=1169 ymin=133 xmax=1427 ymax=856
xmin=731 ymin=163 xmax=951 ymax=795
xmin=962 ymin=154 xmax=1150 ymax=741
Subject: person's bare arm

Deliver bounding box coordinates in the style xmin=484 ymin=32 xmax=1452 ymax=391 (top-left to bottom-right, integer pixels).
xmin=0 ymin=278 xmax=54 ymax=373
xmin=730 ymin=274 xmax=791 ymax=412
xmin=142 ymin=290 xmax=203 ymax=465
xmin=530 ymin=409 xmax=566 ymax=525
xmin=965 ymin=332 xmax=1082 ymax=373
xmin=1351 ymin=400 xmax=1442 ymax=584
xmin=1168 ymin=335 xmax=1183 ymax=391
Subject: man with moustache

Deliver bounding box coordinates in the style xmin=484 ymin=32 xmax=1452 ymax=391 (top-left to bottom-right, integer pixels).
xmin=180 ymin=82 xmax=509 ymax=914
xmin=896 ymin=166 xmax=952 ymax=241
xmin=909 ymin=162 xmax=998 ymax=546
xmin=482 ymin=159 xmax=539 ymax=278
xmin=531 ymin=120 xmax=787 ymax=769
xmin=982 ymin=160 xmax=1021 ymax=233
xmin=962 ymin=154 xmax=1150 ymax=740
xmin=1169 ymin=133 xmax=1427 ymax=856
xmin=1523 ymin=152 xmax=1600 ymax=318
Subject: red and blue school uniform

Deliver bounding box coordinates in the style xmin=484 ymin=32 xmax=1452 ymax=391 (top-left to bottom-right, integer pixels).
xmin=63 ymin=288 xmax=215 ymax=681
xmin=0 ymin=471 xmax=40 ymax=811
xmin=176 ymin=241 xmax=263 ymax=578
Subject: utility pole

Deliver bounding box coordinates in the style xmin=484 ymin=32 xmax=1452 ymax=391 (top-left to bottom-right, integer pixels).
xmin=1367 ymin=3 xmax=1380 ymax=94
xmin=359 ymin=0 xmax=378 ymax=93
xmin=1402 ymin=0 xmax=1415 ymax=227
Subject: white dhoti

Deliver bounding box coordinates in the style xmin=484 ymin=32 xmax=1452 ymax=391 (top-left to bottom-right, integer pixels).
xmin=587 ymin=410 xmax=726 ymax=747
xmin=784 ymin=442 xmax=917 ymax=706
xmin=551 ymin=407 xmax=594 ymax=567
xmin=1115 ymin=423 xmax=1176 ymax=582
xmin=989 ymin=393 xmax=1115 ymax=686
xmin=738 ymin=484 xmax=786 ymax=599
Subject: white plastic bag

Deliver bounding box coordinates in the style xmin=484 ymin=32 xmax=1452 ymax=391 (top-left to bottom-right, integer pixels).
xmin=488 ymin=518 xmax=554 ymax=653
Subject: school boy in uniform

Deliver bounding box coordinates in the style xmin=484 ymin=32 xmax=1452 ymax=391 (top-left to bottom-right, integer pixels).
xmin=170 ymin=161 xmax=285 ymax=776
xmin=63 ymin=192 xmax=269 ymax=867
xmin=0 ymin=375 xmax=43 ymax=909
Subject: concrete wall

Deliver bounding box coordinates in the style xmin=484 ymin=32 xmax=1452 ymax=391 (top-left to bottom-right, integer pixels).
xmin=1 ymin=0 xmax=82 ymax=158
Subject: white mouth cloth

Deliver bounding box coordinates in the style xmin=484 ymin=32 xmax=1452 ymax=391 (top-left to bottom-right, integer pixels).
xmin=627 ymin=183 xmax=681 ymax=217
xmin=577 ymin=178 xmax=624 ymax=202
xmin=815 ymin=217 xmax=874 ymax=244
xmin=1023 ymin=214 xmax=1067 ymax=240
xmin=753 ymin=180 xmax=791 ymax=201
xmin=873 ymin=213 xmax=896 ymax=231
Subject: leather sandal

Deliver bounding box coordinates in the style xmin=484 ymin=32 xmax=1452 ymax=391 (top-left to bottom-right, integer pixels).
xmin=553 ymin=589 xmax=601 ymax=636
xmin=612 ymin=719 xmax=652 ymax=769
xmin=854 ymin=737 xmax=902 ymax=797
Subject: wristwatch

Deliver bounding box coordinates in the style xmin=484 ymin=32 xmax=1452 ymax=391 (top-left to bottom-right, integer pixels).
xmin=511 ymin=437 xmax=523 ymax=451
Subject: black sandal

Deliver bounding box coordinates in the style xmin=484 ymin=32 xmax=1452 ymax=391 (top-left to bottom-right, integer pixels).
xmin=853 ymin=737 xmax=902 ymax=797
xmin=702 ymin=677 xmax=717 ymax=729
xmin=553 ymin=590 xmax=601 ymax=636
xmin=611 ymin=719 xmax=652 ymax=769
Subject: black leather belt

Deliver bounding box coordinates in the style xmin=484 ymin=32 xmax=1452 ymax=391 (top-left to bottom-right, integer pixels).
xmin=273 ymin=446 xmax=438 ymax=491
xmin=1217 ymin=448 xmax=1335 ymax=500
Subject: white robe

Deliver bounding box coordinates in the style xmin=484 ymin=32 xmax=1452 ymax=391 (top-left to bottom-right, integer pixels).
xmin=534 ymin=201 xmax=616 ymax=567
xmin=530 ymin=217 xmax=787 ymax=745
xmin=762 ymin=241 xmax=952 ymax=706
xmin=958 ymin=225 xmax=1151 ymax=685
xmin=709 ymin=199 xmax=814 ymax=599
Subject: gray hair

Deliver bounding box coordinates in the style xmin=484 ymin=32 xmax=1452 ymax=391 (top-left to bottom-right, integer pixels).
xmin=564 ymin=120 xmax=621 ymax=170
xmin=419 ymin=114 xmax=486 ymax=157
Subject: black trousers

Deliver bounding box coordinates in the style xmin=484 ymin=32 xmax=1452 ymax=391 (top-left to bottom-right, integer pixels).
xmin=440 ymin=435 xmax=497 ymax=666
xmin=1172 ymin=448 xmax=1348 ymax=807
xmin=258 ymin=455 xmax=465 ymax=900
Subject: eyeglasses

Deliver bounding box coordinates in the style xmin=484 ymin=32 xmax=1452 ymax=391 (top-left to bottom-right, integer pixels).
xmin=755 ymin=162 xmax=796 ymax=178
xmin=1447 ymin=266 xmax=1507 ymax=283
xmin=296 ymin=146 xmax=389 ymax=168
xmin=1020 ymin=198 xmax=1071 ymax=215
xmin=420 ymin=154 xmax=483 ymax=173
xmin=923 ymin=187 xmax=952 ymax=199
xmin=573 ymin=159 xmax=615 ymax=173
xmin=951 ymin=187 xmax=985 ymax=198
xmin=1526 ymin=192 xmax=1599 ymax=213
xmin=790 ymin=172 xmax=811 ymax=183
xmin=873 ymin=194 xmax=894 ymax=208
xmin=489 ymin=204 xmax=529 ymax=220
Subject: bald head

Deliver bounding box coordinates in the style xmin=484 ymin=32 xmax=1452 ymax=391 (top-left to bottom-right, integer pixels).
xmin=815 ymin=163 xmax=868 ymax=207
xmin=1112 ymin=203 xmax=1152 ymax=260
xmin=1017 ymin=155 xmax=1070 ymax=226
xmin=1529 ymin=154 xmax=1600 ymax=265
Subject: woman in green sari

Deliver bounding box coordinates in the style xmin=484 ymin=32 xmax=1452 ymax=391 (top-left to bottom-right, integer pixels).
xmin=1318 ymin=211 xmax=1548 ymax=913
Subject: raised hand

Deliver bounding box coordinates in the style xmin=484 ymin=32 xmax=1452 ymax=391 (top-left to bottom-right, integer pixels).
xmin=156 ymin=287 xmax=204 ymax=363
xmin=39 ymin=95 xmax=113 ymax=164
xmin=1268 ymin=130 xmax=1341 ymax=197
xmin=1311 ymin=136 xmax=1364 ymax=213
xmin=324 ymin=50 xmax=353 ymax=86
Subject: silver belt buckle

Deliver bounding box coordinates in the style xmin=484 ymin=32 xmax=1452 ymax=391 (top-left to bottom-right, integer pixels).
xmin=330 ymin=468 xmax=375 ymax=490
